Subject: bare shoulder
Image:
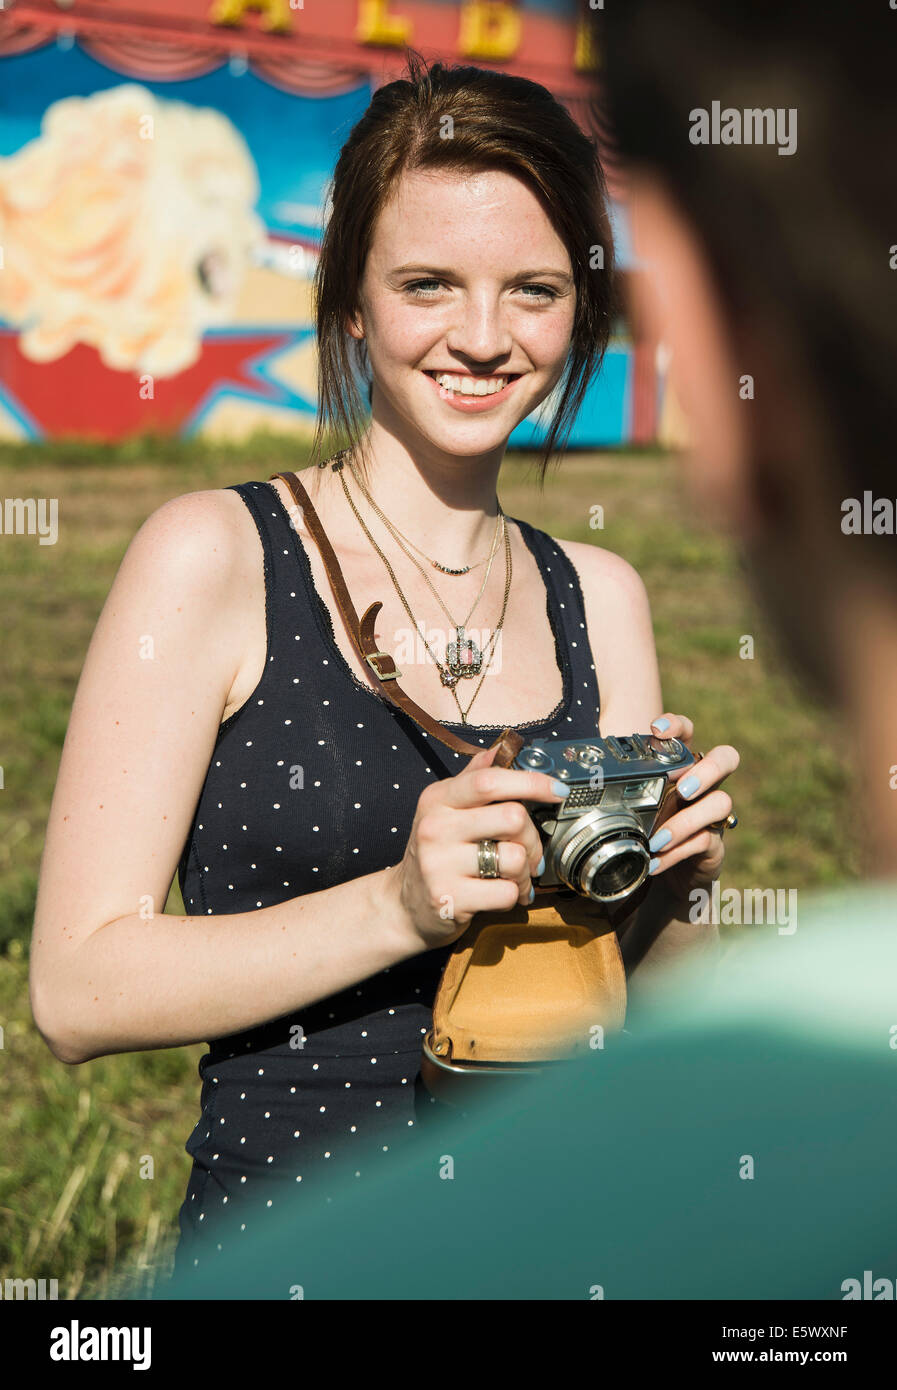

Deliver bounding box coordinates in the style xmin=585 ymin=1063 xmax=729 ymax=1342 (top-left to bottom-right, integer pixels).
xmin=110 ymin=485 xmax=268 ymax=638
xmin=551 ymin=536 xmax=661 ymax=728
xmin=104 ymin=485 xmax=266 ymax=702
xmin=552 ymin=536 xmax=651 ymax=612
xmin=127 ymin=485 xmax=257 ymax=579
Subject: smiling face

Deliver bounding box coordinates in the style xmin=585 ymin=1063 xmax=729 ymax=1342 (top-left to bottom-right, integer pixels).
xmin=347 ymin=165 xmax=577 ymax=461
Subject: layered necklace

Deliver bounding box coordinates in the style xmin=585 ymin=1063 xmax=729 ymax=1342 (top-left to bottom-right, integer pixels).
xmin=327 ymin=449 xmax=513 ymax=725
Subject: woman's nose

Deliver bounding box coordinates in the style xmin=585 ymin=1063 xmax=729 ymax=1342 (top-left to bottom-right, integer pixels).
xmin=445 ymin=296 xmax=513 ymax=364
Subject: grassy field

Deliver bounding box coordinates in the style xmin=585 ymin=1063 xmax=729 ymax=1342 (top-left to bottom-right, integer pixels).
xmin=0 ymin=431 xmax=860 ymax=1297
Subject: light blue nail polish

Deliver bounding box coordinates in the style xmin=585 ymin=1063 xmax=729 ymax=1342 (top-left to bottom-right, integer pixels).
xmin=648 ymin=827 xmax=672 ymax=853
xmin=679 ymin=775 xmax=700 ymax=799
xmin=652 ymin=716 xmax=670 ymax=732
xmin=536 ymin=854 xmax=546 ymax=877
xmin=648 ymin=857 xmax=660 ymax=874
xmin=550 ymin=779 xmax=571 ymax=798
xmin=527 ymin=886 xmax=535 ymax=903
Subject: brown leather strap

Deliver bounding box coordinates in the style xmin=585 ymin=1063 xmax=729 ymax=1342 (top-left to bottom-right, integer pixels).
xmin=270 ymin=469 xmax=524 ymax=767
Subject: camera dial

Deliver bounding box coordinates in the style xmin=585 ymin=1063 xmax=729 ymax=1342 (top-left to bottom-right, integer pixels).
xmin=518 ymin=747 xmax=555 ymax=772
xmin=648 ymin=736 xmax=684 ymax=763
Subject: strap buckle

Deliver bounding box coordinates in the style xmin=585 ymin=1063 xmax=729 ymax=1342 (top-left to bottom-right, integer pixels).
xmin=365 ymin=651 xmax=401 ymax=681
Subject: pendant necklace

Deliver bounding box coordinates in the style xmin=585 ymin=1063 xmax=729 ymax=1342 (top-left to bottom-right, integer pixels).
xmin=329 ymin=452 xmax=513 ymax=724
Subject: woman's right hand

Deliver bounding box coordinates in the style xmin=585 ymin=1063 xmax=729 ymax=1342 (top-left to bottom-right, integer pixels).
xmin=385 ymin=744 xmax=571 ymax=951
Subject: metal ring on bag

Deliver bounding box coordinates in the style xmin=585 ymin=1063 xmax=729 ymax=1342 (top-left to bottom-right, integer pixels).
xmin=477 ymin=838 xmax=501 ymax=878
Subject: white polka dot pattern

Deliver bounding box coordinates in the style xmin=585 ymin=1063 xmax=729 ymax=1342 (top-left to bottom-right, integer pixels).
xmin=173 ymin=479 xmax=602 ymax=1270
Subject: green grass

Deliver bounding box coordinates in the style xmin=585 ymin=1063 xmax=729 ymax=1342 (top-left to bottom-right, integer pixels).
xmin=0 ymin=430 xmax=860 ymax=1297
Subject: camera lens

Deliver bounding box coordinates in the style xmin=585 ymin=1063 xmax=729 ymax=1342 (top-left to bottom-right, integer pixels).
xmin=584 ymin=849 xmax=646 ymax=899
xmin=550 ymin=811 xmax=650 ymax=903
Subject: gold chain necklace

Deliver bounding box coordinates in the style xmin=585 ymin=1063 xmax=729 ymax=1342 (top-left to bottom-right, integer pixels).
xmin=358 ymin=494 xmax=492 ymax=575
xmin=331 ymin=454 xmax=513 ymax=725
xmin=341 ymin=452 xmax=498 ymax=577
xmin=345 ymin=453 xmax=504 ymax=650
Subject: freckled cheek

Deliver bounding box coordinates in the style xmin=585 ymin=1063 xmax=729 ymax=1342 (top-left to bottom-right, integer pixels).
xmin=365 ymin=304 xmax=446 ymax=367
xmin=516 ymin=309 xmax=575 ymax=373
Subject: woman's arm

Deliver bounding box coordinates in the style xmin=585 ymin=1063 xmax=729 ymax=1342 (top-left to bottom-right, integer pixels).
xmin=28 ymin=490 xmax=421 ymax=1065
xmin=556 ymin=539 xmax=663 ymax=738
xmin=556 ymin=539 xmax=722 ymax=973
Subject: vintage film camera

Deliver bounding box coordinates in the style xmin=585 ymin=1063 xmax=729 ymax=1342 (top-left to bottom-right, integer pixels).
xmin=515 ymin=733 xmax=696 ymax=903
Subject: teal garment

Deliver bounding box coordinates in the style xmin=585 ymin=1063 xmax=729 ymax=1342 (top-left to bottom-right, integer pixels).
xmin=156 ymin=880 xmax=897 ymax=1300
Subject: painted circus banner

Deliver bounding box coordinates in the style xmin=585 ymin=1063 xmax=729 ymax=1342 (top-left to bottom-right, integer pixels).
xmin=0 ymin=1 xmax=676 ymax=446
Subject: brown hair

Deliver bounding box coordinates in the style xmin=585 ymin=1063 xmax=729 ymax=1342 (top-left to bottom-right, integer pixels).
xmin=312 ymin=50 xmax=616 ymax=480
xmin=594 ymin=0 xmax=897 ymax=706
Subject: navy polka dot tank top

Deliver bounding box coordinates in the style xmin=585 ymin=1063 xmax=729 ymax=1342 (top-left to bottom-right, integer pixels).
xmin=173 ymin=477 xmax=602 ymax=1273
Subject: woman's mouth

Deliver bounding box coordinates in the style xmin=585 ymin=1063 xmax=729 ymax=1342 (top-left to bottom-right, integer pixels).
xmin=423 ymin=370 xmax=522 ymax=411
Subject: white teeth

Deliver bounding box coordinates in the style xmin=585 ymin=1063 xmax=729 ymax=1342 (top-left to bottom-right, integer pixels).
xmin=433 ymin=373 xmax=509 ymax=396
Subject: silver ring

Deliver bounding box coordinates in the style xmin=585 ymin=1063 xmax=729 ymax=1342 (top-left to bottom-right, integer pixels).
xmin=477 ymin=838 xmax=501 ymax=878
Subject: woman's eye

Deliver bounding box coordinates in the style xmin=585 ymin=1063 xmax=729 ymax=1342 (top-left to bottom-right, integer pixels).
xmin=404 ymin=280 xmax=443 ymax=297
xmin=519 ymin=284 xmax=558 ymax=302
xmin=402 ymin=280 xmax=558 ymax=301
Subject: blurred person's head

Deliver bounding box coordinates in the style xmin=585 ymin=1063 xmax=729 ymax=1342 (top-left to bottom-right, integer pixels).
xmin=313 ymin=52 xmax=616 ymax=478
xmin=594 ymin=0 xmax=897 ymax=871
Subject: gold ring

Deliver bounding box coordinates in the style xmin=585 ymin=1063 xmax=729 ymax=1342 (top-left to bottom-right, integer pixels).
xmin=477 ymin=839 xmax=501 ymax=878
xmin=709 ymin=812 xmax=738 ymax=835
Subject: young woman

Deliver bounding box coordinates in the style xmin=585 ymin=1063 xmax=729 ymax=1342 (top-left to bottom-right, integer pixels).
xmin=29 ymin=56 xmax=738 ymax=1271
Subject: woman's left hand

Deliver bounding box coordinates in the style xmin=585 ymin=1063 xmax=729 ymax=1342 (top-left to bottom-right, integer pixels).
xmin=644 ymin=712 xmax=740 ymax=903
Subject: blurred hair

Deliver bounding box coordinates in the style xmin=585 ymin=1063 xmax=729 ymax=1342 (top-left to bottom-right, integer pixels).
xmin=312 ymin=50 xmax=616 ymax=481
xmin=594 ymin=0 xmax=897 ymax=705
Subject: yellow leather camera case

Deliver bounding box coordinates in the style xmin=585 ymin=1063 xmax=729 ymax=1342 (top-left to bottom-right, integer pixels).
xmin=421 ymin=892 xmax=626 ymax=1100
